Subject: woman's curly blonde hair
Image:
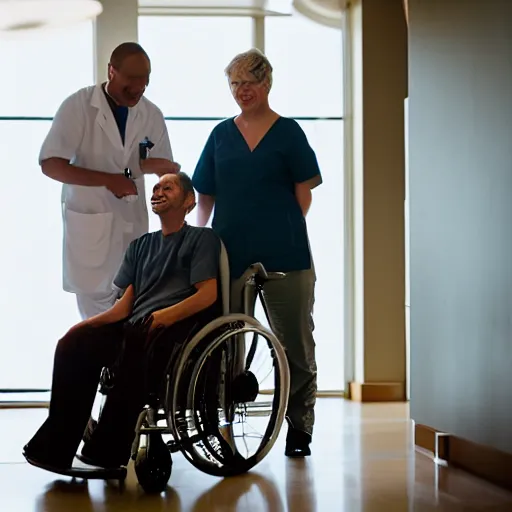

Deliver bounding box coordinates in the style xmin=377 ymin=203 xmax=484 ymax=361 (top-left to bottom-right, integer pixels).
xmin=224 ymin=48 xmax=273 ymax=90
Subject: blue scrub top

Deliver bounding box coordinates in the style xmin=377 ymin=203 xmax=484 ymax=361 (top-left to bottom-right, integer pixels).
xmin=192 ymin=116 xmax=322 ymax=279
xmin=102 ymin=83 xmax=128 ymax=145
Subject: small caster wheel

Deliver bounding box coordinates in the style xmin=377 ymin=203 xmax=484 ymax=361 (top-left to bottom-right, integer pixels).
xmin=135 ymin=433 xmax=172 ymax=494
xmin=232 ymin=371 xmax=259 ymax=403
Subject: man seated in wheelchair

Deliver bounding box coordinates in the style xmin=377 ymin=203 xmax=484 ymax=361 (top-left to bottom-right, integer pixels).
xmin=23 ymin=172 xmax=221 ymax=473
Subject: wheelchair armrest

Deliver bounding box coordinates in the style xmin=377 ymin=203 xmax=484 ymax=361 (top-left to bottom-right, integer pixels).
xmin=265 ymin=271 xmax=286 ymax=280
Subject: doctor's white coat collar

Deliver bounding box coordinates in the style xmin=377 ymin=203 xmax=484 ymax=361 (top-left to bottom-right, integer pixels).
xmin=90 ymin=84 xmax=142 ymax=152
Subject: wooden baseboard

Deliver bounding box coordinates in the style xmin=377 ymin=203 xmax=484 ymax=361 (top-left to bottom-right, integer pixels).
xmin=414 ymin=423 xmax=450 ymax=460
xmin=260 ymin=389 xmax=345 ymax=398
xmin=0 ymin=401 xmax=49 ymax=409
xmin=414 ymin=422 xmax=512 ymax=491
xmin=316 ymin=390 xmax=345 ymax=398
xmin=348 ymin=381 xmax=405 ymax=402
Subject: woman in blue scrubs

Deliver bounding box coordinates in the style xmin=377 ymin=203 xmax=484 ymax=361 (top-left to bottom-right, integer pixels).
xmin=192 ymin=49 xmax=322 ymax=457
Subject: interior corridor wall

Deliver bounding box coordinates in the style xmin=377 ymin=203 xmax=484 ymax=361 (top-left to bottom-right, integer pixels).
xmin=408 ymin=0 xmax=512 ymax=454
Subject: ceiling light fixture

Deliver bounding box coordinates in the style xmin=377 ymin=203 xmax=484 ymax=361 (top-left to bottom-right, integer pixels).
xmin=293 ymin=0 xmax=344 ymax=29
xmin=0 ymin=0 xmax=103 ymax=34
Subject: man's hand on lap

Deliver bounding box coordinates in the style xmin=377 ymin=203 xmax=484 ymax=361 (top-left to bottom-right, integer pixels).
xmin=149 ymin=310 xmax=173 ymax=333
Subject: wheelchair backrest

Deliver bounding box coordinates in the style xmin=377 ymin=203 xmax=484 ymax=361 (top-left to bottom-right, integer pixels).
xmin=218 ymin=240 xmax=231 ymax=316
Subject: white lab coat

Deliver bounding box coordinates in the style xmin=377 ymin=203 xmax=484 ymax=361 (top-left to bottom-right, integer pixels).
xmin=39 ymin=84 xmax=173 ymax=297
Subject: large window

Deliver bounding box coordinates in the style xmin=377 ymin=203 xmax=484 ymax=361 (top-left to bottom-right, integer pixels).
xmin=141 ymin=12 xmax=344 ymax=392
xmin=295 ymin=120 xmax=344 ymax=392
xmin=265 ymin=13 xmax=343 ymax=117
xmin=0 ymin=23 xmax=94 ymax=117
xmin=251 ymin=118 xmax=344 ymax=392
xmin=0 ymin=22 xmax=94 ymax=389
xmin=139 ymin=16 xmax=253 ymax=117
xmin=0 ymin=12 xmax=344 ymax=394
xmin=139 ymin=15 xmax=254 ymax=226
xmin=144 ymin=120 xmax=220 ymax=231
xmin=139 ymin=14 xmax=253 ymax=229
xmin=264 ymin=13 xmax=344 ymax=392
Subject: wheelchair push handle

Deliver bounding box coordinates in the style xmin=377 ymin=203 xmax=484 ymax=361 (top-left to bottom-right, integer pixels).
xmin=242 ymin=262 xmax=286 ymax=285
xmin=250 ymin=263 xmax=269 ymax=280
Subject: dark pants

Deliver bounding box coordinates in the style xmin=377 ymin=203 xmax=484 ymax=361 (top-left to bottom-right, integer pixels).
xmin=25 ymin=308 xmax=216 ymax=468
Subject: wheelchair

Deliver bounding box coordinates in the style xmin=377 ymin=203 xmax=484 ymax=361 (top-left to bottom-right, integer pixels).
xmin=86 ymin=242 xmax=291 ymax=493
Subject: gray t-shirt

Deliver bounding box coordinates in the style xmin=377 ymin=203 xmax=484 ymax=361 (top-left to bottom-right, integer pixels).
xmin=113 ymin=224 xmax=221 ymax=324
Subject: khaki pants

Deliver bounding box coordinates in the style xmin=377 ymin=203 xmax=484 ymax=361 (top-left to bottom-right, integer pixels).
xmin=230 ymin=268 xmax=317 ymax=435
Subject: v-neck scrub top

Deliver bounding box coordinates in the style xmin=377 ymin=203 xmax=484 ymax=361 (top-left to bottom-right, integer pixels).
xmin=192 ymin=116 xmax=322 ymax=279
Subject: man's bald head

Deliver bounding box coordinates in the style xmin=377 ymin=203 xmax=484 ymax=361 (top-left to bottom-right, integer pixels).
xmin=109 ymin=42 xmax=150 ymax=70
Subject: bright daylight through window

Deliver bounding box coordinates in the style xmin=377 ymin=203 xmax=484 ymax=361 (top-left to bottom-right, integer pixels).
xmin=0 ymin=22 xmax=94 ymax=389
xmin=0 ymin=10 xmax=344 ymax=393
xmin=139 ymin=13 xmax=344 ymax=392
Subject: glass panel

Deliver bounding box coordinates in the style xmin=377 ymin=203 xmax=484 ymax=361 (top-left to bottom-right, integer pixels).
xmin=0 ymin=121 xmax=81 ymax=389
xmin=155 ymin=119 xmax=345 ymax=391
xmin=300 ymin=120 xmax=344 ymax=391
xmin=138 ymin=16 xmax=253 ymax=117
xmin=0 ymin=119 xmax=220 ymax=389
xmin=0 ymin=22 xmax=94 ymax=117
xmin=144 ymin=120 xmax=221 ymax=232
xmin=253 ymin=120 xmax=345 ymax=391
xmin=265 ymin=10 xmax=343 ymax=117
xmin=0 ymin=114 xmax=343 ymax=391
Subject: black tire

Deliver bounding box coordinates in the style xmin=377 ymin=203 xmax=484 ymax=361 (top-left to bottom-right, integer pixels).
xmin=134 ymin=433 xmax=173 ymax=494
xmin=167 ymin=315 xmax=290 ymax=478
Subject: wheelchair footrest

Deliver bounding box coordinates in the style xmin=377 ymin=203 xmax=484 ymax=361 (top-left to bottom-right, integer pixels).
xmin=25 ymin=453 xmax=127 ymax=481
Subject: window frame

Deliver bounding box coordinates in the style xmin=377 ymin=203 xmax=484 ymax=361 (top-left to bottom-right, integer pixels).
xmin=0 ymin=9 xmax=350 ymax=405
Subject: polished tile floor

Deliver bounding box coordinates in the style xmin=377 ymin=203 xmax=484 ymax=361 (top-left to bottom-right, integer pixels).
xmin=1 ymin=399 xmax=512 ymax=511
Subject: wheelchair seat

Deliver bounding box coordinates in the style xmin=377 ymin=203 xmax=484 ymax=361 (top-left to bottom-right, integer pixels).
xmin=88 ymin=240 xmax=291 ymax=493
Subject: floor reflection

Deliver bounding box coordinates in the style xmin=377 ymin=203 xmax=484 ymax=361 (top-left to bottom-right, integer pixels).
xmin=192 ymin=473 xmax=283 ymax=512
xmin=2 ymin=399 xmax=512 ymax=512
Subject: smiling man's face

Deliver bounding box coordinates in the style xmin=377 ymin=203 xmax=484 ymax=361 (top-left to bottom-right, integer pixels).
xmin=107 ymin=52 xmax=150 ymax=107
xmin=150 ymin=174 xmax=193 ymax=215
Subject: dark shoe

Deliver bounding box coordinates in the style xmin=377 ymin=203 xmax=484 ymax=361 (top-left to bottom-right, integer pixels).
xmin=23 ymin=444 xmax=70 ymax=472
xmin=285 ymin=427 xmax=312 ymax=457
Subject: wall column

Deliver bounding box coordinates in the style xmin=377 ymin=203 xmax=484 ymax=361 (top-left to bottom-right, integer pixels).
xmin=346 ymin=0 xmax=408 ymax=401
xmin=94 ymin=0 xmax=139 ymax=84
xmin=252 ymin=15 xmax=265 ymax=52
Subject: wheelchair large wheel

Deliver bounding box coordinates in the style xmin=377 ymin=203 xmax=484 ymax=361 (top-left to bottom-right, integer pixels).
xmin=166 ymin=314 xmax=290 ymax=478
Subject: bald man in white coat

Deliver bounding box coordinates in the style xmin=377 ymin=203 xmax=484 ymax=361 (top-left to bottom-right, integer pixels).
xmin=40 ymin=42 xmax=179 ymax=320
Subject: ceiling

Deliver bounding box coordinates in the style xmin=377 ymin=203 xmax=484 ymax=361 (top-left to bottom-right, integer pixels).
xmin=292 ymin=0 xmax=343 ymax=28
xmin=137 ymin=0 xmax=344 ymax=27
xmin=137 ymin=0 xmax=293 ymax=16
